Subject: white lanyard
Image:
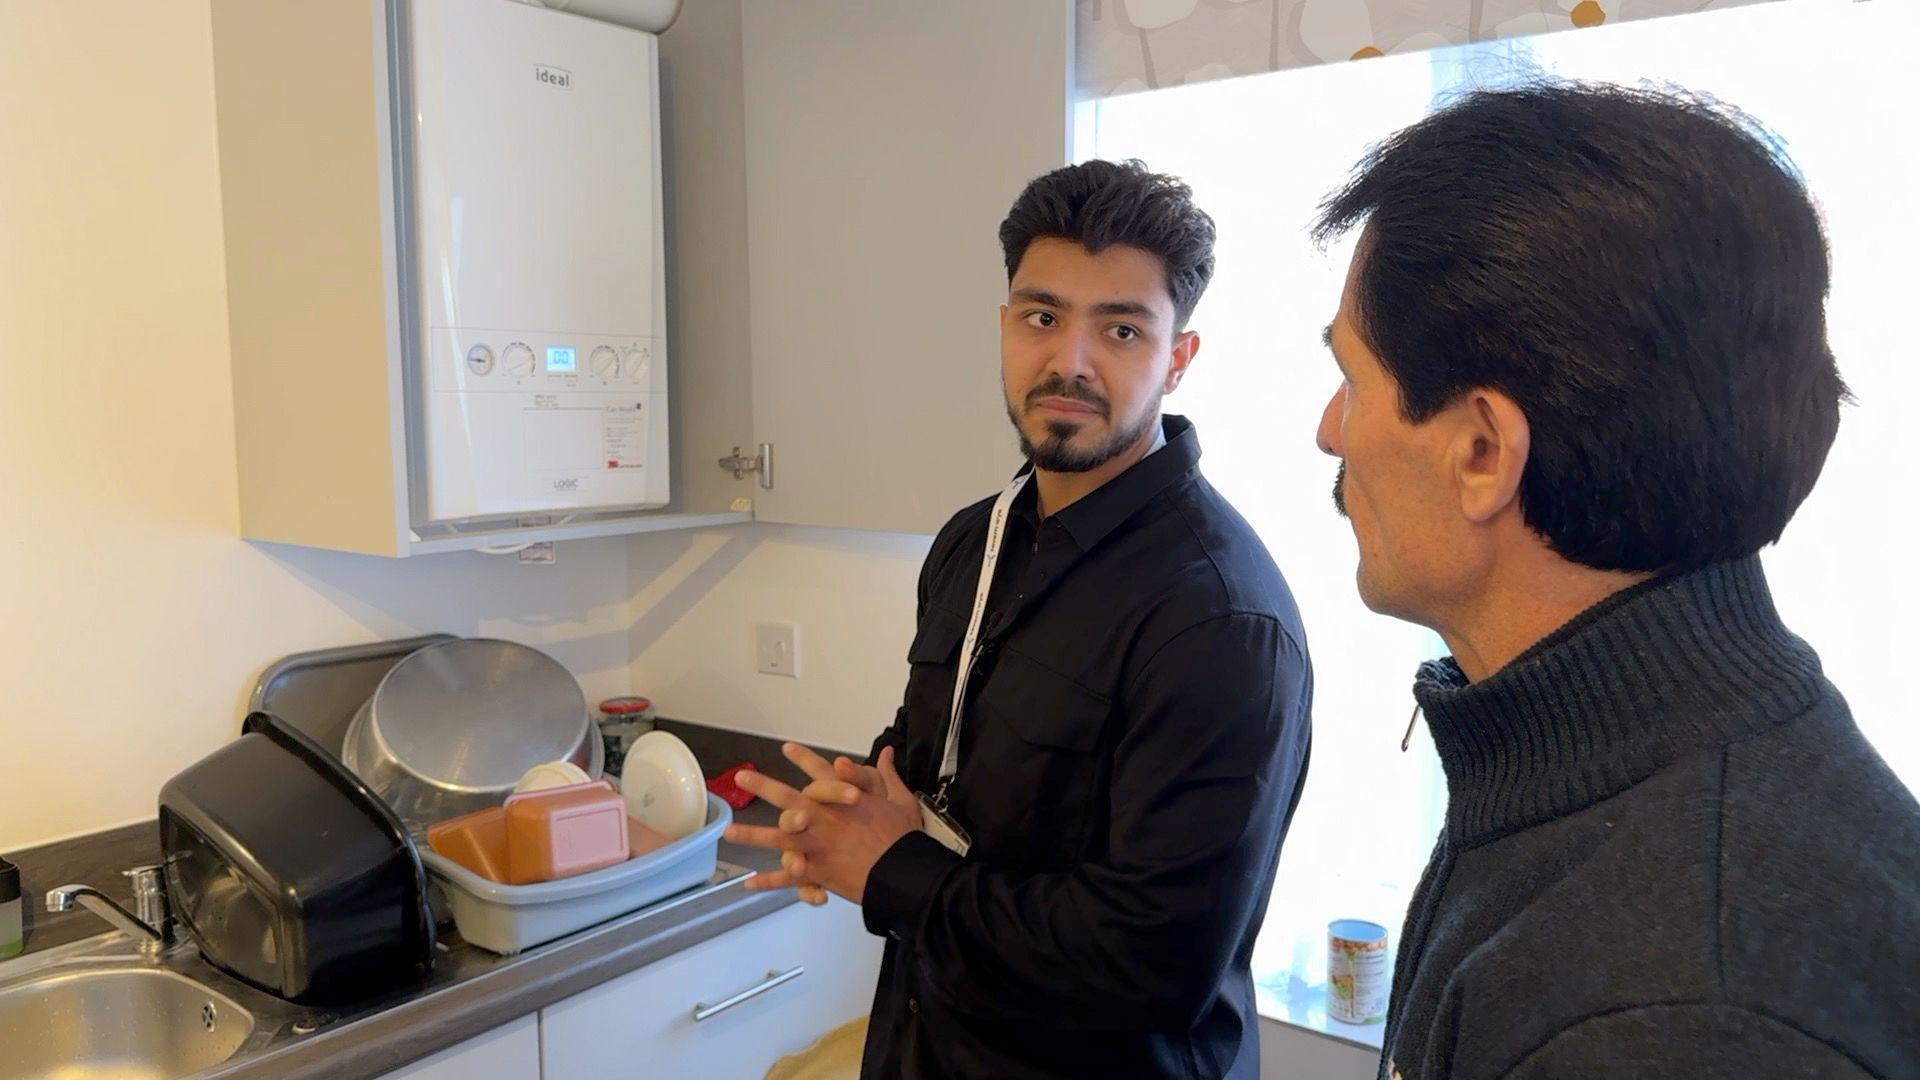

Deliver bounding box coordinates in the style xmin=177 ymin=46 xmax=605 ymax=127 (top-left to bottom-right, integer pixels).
xmin=936 ymin=472 xmax=1031 ymax=795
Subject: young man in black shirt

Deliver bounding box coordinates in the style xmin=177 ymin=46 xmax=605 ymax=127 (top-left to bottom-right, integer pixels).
xmin=728 ymin=160 xmax=1313 ymax=1078
xmin=1311 ymin=86 xmax=1920 ymax=1078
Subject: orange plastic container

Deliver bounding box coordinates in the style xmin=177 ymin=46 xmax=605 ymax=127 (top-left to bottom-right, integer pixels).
xmin=503 ymin=780 xmax=629 ymax=885
xmin=627 ymin=820 xmax=673 ymax=859
xmin=427 ymin=806 xmax=510 ymax=883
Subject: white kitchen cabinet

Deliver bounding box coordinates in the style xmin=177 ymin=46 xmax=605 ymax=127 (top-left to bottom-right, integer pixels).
xmin=211 ymin=0 xmax=743 ymax=557
xmin=737 ymin=0 xmax=1073 ymax=535
xmin=540 ymin=897 xmax=883 ymax=1080
xmin=210 ymin=0 xmax=1072 ymax=555
xmin=378 ymin=1011 xmax=540 ymax=1079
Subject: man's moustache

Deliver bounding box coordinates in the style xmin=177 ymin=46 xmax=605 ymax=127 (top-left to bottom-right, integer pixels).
xmin=1025 ymin=380 xmax=1108 ymax=415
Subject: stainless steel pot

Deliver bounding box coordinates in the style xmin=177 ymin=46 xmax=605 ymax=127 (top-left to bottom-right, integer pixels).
xmin=340 ymin=638 xmax=601 ymax=831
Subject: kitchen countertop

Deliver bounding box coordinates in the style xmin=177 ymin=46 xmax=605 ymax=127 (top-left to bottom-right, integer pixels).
xmin=2 ymin=720 xmax=851 ymax=1080
xmin=202 ymin=797 xmax=794 ymax=1079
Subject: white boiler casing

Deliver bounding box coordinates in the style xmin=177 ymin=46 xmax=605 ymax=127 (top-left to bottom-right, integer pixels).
xmin=403 ymin=0 xmax=670 ymax=523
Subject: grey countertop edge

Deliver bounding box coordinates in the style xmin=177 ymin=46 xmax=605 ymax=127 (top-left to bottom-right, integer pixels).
xmin=210 ymin=875 xmax=801 ymax=1080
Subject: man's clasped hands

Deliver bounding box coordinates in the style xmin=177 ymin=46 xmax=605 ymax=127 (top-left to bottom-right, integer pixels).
xmin=723 ymin=743 xmax=924 ymax=906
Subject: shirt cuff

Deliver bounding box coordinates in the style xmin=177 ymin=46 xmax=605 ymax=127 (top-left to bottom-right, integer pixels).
xmin=862 ymin=830 xmax=961 ymax=940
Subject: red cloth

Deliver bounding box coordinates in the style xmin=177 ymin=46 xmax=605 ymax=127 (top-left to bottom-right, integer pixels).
xmin=706 ymin=761 xmax=759 ymax=809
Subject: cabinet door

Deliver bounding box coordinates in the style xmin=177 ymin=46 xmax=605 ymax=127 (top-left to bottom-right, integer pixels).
xmin=739 ymin=1 xmax=1072 ymax=535
xmin=541 ymin=897 xmax=883 ymax=1080
xmin=379 ymin=1012 xmax=540 ymax=1079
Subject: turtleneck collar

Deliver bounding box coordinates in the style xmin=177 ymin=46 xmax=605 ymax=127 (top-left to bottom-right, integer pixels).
xmin=1414 ymin=556 xmax=1829 ymax=847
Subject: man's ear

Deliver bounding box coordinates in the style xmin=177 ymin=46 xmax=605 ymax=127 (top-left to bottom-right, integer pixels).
xmin=1451 ymin=388 xmax=1530 ymax=524
xmin=1165 ymin=330 xmax=1200 ymax=393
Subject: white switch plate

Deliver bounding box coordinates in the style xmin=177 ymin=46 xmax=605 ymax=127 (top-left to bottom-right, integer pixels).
xmin=755 ymin=621 xmax=799 ymax=678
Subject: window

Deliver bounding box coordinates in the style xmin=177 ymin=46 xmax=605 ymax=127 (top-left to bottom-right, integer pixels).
xmin=1083 ymin=0 xmax=1918 ymax=1045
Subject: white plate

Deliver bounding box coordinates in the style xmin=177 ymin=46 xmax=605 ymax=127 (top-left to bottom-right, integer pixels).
xmin=620 ymin=731 xmax=707 ymax=839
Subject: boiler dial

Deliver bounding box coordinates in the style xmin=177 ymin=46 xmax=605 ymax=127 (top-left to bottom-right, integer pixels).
xmin=590 ymin=345 xmax=620 ymax=378
xmin=503 ymin=342 xmax=536 ymax=377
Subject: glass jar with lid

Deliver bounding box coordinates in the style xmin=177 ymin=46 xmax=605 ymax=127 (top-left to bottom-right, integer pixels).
xmin=596 ymin=696 xmax=656 ymax=779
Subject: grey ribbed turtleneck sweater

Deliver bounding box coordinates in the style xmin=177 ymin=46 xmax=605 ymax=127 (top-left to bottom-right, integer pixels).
xmin=1378 ymin=558 xmax=1919 ymax=1080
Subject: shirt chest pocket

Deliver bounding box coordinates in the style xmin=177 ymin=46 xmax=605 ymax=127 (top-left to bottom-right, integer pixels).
xmin=898 ymin=606 xmax=968 ymax=787
xmin=964 ymin=648 xmax=1112 ymax=868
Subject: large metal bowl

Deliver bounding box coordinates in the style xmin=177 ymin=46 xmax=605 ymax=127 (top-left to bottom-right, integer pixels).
xmin=341 ymin=638 xmax=601 ymax=831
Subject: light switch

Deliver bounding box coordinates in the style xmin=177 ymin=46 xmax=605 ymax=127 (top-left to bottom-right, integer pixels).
xmin=755 ymin=621 xmax=799 ymax=678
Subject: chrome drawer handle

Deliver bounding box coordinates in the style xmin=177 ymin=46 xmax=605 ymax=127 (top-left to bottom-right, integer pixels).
xmin=693 ymin=966 xmax=805 ymax=1022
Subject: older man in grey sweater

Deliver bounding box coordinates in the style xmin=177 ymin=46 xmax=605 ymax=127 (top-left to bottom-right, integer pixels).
xmin=1311 ymin=85 xmax=1919 ymax=1078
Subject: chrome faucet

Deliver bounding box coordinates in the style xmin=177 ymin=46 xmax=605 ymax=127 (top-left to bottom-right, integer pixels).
xmin=46 ymin=864 xmax=175 ymax=958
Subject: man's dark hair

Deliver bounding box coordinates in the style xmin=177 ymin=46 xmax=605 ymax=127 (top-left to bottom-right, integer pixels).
xmin=1000 ymin=159 xmax=1217 ymax=329
xmin=1315 ymin=84 xmax=1847 ymax=574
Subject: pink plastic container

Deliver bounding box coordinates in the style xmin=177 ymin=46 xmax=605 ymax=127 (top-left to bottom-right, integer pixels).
xmin=503 ymin=780 xmax=629 ymax=885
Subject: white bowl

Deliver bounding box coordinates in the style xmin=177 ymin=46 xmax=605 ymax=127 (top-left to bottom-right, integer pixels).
xmin=513 ymin=760 xmax=592 ymax=793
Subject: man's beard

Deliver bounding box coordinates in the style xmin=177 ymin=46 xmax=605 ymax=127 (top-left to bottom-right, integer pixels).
xmin=1006 ymin=375 xmax=1160 ymax=473
xmin=1332 ymin=461 xmax=1348 ymax=518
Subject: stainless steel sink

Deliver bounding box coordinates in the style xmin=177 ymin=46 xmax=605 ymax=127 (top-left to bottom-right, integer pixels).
xmin=0 ymin=860 xmax=760 ymax=1077
xmin=0 ymin=941 xmax=261 ymax=1080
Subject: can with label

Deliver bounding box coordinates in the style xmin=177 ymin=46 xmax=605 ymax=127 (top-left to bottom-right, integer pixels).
xmin=1327 ymin=919 xmax=1389 ymax=1024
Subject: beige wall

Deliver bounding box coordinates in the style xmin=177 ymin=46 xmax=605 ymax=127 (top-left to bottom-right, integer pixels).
xmin=627 ymin=524 xmax=927 ymax=755
xmin=0 ymin=1 xmax=638 ymax=850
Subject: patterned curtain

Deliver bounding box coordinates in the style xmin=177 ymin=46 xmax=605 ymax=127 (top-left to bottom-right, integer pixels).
xmin=1076 ymin=0 xmax=1784 ymax=98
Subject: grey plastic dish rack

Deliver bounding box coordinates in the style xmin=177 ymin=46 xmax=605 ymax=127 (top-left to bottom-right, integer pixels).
xmin=419 ymin=793 xmax=733 ymax=955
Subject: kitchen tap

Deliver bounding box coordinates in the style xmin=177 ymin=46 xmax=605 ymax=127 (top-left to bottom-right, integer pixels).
xmin=46 ymin=864 xmax=175 ymax=958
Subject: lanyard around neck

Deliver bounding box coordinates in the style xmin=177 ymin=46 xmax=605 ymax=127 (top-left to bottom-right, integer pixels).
xmin=936 ymin=472 xmax=1031 ymax=798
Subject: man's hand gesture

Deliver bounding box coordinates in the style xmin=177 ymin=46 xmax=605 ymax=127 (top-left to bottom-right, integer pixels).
xmin=724 ymin=743 xmax=921 ymax=906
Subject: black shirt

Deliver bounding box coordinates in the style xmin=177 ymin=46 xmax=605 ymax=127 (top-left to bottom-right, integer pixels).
xmin=858 ymin=416 xmax=1313 ymax=1079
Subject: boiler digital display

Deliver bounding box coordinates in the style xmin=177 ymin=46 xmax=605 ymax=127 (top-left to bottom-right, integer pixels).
xmin=546 ymin=346 xmax=577 ymax=373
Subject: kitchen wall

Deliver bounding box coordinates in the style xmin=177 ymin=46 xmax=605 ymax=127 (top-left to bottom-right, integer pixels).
xmin=626 ymin=524 xmax=927 ymax=754
xmin=0 ymin=1 xmax=639 ymax=851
